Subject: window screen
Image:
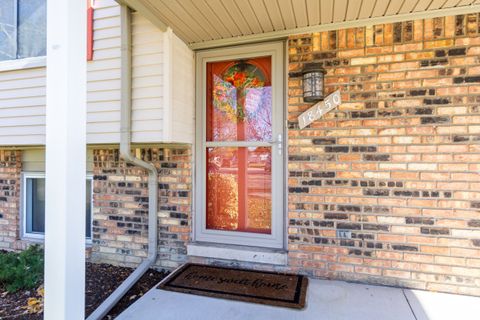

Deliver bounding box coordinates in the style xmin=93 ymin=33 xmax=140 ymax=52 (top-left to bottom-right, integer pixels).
xmin=0 ymin=0 xmax=46 ymax=61
xmin=0 ymin=0 xmax=17 ymax=61
xmin=17 ymin=0 xmax=46 ymax=59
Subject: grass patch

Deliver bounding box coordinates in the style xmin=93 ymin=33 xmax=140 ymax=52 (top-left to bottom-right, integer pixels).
xmin=0 ymin=245 xmax=44 ymax=292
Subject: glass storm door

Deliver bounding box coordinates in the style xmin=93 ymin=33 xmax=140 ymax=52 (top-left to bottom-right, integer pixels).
xmin=195 ymin=43 xmax=284 ymax=249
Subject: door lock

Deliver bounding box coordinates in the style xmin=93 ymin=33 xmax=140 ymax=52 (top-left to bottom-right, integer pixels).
xmin=269 ymin=134 xmax=283 ymax=155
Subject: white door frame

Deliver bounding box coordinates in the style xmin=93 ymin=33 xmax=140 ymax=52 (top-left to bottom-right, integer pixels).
xmin=194 ymin=42 xmax=285 ymax=249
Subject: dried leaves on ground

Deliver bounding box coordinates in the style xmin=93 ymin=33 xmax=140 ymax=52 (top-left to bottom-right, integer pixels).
xmin=0 ymin=262 xmax=168 ymax=320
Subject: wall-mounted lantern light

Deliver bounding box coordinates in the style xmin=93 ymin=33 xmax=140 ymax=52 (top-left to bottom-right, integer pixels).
xmin=302 ymin=63 xmax=326 ymax=103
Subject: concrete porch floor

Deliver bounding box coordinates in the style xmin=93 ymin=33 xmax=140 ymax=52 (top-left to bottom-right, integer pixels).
xmin=116 ymin=278 xmax=480 ymax=320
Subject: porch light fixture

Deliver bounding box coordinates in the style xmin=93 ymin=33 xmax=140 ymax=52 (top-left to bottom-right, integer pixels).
xmin=302 ymin=63 xmax=326 ymax=103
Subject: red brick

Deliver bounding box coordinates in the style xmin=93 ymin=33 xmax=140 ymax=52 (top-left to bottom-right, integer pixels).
xmin=355 ymin=266 xmax=382 ymax=275
xmin=383 ymin=269 xmax=411 ymax=279
xmin=282 ymin=14 xmax=480 ymax=297
xmin=404 ymin=253 xmax=434 ymax=264
xmin=435 ymin=256 xmax=465 ymax=266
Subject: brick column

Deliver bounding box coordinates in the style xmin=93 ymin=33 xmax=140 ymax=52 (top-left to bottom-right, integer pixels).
xmin=90 ymin=146 xmax=192 ymax=270
xmin=0 ymin=150 xmax=21 ymax=250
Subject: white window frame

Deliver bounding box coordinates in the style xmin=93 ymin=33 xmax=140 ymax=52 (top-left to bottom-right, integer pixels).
xmin=194 ymin=42 xmax=285 ymax=249
xmin=0 ymin=56 xmax=46 ymax=72
xmin=21 ymin=172 xmax=93 ymax=242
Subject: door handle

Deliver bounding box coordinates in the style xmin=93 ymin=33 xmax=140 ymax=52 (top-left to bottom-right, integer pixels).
xmin=269 ymin=134 xmax=283 ymax=155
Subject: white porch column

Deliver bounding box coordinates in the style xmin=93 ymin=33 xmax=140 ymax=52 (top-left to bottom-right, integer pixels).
xmin=44 ymin=0 xmax=87 ymax=319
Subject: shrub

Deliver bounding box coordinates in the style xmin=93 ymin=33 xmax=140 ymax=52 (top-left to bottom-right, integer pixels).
xmin=0 ymin=245 xmax=44 ymax=292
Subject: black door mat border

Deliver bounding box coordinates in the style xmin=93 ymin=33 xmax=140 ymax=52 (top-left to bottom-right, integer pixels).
xmin=157 ymin=263 xmax=308 ymax=309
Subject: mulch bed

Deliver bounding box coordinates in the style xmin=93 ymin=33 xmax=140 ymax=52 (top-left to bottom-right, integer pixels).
xmin=0 ymin=262 xmax=168 ymax=320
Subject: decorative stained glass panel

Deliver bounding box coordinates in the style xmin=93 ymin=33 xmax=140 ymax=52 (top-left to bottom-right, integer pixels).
xmin=206 ymin=57 xmax=272 ymax=142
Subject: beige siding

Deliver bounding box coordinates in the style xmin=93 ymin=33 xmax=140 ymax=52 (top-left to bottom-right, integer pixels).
xmin=0 ymin=0 xmax=194 ymax=146
xmin=131 ymin=11 xmax=164 ymax=143
xmin=0 ymin=67 xmax=46 ymax=145
xmin=88 ymin=4 xmax=194 ymax=144
xmin=87 ymin=0 xmax=122 ymax=144
xmin=171 ymin=34 xmax=195 ymax=143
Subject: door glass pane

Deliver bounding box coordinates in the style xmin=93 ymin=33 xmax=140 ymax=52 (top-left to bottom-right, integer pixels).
xmin=17 ymin=0 xmax=46 ymax=59
xmin=26 ymin=178 xmax=45 ymax=233
xmin=0 ymin=0 xmax=17 ymax=61
xmin=206 ymin=57 xmax=272 ymax=142
xmin=206 ymin=147 xmax=272 ymax=234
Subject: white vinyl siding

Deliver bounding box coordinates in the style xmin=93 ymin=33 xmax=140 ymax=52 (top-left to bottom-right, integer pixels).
xmin=0 ymin=67 xmax=46 ymax=145
xmin=0 ymin=0 xmax=194 ymax=146
xmin=87 ymin=0 xmax=122 ymax=143
xmin=171 ymin=33 xmax=195 ymax=143
xmin=131 ymin=11 xmax=165 ymax=143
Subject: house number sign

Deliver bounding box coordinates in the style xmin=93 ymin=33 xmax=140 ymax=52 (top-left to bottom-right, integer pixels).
xmin=298 ymin=90 xmax=341 ymax=129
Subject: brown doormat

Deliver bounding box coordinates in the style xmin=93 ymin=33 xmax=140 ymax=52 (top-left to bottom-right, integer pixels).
xmin=157 ymin=263 xmax=308 ymax=309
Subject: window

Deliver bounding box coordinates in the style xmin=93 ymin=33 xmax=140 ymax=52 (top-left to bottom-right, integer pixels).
xmin=0 ymin=0 xmax=46 ymax=61
xmin=22 ymin=173 xmax=93 ymax=240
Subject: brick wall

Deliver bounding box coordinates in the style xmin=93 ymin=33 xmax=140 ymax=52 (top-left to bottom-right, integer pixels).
xmin=90 ymin=146 xmax=191 ymax=269
xmin=1 ymin=13 xmax=480 ymax=298
xmin=0 ymin=150 xmax=22 ymax=250
xmin=287 ymin=14 xmax=480 ymax=295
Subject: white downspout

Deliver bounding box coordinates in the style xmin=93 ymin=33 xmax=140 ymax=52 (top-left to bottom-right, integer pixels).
xmin=86 ymin=4 xmax=159 ymax=320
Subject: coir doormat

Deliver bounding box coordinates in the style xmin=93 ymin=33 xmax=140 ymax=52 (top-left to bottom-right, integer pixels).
xmin=157 ymin=263 xmax=308 ymax=309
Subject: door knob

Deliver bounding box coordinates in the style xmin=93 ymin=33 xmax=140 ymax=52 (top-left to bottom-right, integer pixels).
xmin=269 ymin=134 xmax=282 ymax=155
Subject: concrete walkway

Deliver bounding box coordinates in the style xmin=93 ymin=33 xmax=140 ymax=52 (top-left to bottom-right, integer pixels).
xmin=117 ymin=278 xmax=480 ymax=320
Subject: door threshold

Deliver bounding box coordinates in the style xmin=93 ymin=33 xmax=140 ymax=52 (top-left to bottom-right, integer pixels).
xmin=187 ymin=242 xmax=287 ymax=266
